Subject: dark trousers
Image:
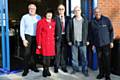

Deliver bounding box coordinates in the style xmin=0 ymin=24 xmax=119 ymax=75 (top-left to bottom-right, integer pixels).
xmin=54 ymin=35 xmax=68 ymax=69
xmin=23 ymin=34 xmax=37 ymax=71
xmin=96 ymin=44 xmax=111 ymax=77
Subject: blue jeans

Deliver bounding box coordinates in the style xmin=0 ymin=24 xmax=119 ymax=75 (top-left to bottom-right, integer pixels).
xmin=71 ymin=44 xmax=88 ymax=72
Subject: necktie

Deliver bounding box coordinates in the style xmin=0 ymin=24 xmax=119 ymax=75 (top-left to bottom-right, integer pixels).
xmin=61 ymin=16 xmax=64 ymax=32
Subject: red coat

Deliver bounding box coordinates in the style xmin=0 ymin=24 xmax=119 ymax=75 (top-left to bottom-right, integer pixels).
xmin=36 ymin=18 xmax=56 ymax=56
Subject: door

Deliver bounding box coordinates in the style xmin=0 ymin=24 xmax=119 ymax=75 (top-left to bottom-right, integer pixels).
xmin=0 ymin=0 xmax=10 ymax=72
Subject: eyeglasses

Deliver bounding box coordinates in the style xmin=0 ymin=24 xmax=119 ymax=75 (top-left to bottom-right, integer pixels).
xmin=28 ymin=8 xmax=36 ymax=10
xmin=74 ymin=10 xmax=80 ymax=12
xmin=95 ymin=11 xmax=100 ymax=13
xmin=58 ymin=8 xmax=64 ymax=10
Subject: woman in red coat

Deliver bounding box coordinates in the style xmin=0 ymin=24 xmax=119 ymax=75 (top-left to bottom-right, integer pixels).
xmin=36 ymin=9 xmax=56 ymax=77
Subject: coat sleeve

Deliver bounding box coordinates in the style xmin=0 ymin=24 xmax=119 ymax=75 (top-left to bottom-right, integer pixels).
xmin=36 ymin=21 xmax=42 ymax=47
xmin=88 ymin=22 xmax=93 ymax=44
xmin=66 ymin=20 xmax=71 ymax=42
xmin=107 ymin=18 xmax=114 ymax=42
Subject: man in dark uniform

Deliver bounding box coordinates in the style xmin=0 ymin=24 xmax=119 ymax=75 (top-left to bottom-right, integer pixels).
xmin=89 ymin=7 xmax=114 ymax=80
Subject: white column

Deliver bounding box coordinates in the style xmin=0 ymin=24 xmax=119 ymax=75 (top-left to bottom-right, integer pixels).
xmin=66 ymin=0 xmax=69 ymax=16
xmin=93 ymin=0 xmax=98 ymax=8
xmin=71 ymin=0 xmax=81 ymax=17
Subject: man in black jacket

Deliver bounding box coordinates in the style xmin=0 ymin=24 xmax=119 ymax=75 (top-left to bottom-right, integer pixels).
xmin=89 ymin=7 xmax=114 ymax=80
xmin=66 ymin=6 xmax=89 ymax=76
xmin=54 ymin=4 xmax=71 ymax=73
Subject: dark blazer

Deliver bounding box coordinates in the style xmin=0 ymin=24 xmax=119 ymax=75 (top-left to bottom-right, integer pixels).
xmin=89 ymin=15 xmax=114 ymax=47
xmin=55 ymin=15 xmax=71 ymax=42
xmin=66 ymin=14 xmax=88 ymax=45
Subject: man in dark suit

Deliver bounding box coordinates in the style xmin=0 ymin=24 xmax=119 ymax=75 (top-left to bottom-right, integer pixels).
xmin=54 ymin=4 xmax=71 ymax=73
xmin=89 ymin=7 xmax=114 ymax=80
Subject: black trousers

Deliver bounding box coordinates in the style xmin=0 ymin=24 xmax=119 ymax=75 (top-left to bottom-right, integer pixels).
xmin=23 ymin=34 xmax=37 ymax=70
xmin=54 ymin=35 xmax=68 ymax=69
xmin=96 ymin=44 xmax=111 ymax=77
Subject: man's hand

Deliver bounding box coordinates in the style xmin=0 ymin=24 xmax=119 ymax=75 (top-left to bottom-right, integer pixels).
xmin=92 ymin=45 xmax=95 ymax=51
xmin=68 ymin=42 xmax=72 ymax=46
xmin=110 ymin=42 xmax=114 ymax=48
xmin=23 ymin=40 xmax=29 ymax=47
xmin=86 ymin=42 xmax=89 ymax=46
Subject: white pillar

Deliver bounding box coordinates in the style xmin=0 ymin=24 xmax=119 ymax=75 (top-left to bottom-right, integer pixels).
xmin=66 ymin=0 xmax=69 ymax=16
xmin=71 ymin=0 xmax=81 ymax=17
xmin=93 ymin=0 xmax=98 ymax=8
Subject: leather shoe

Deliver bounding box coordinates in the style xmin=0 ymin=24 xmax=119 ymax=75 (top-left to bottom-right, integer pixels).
xmin=71 ymin=70 xmax=76 ymax=74
xmin=47 ymin=69 xmax=51 ymax=76
xmin=42 ymin=69 xmax=47 ymax=77
xmin=82 ymin=71 xmax=89 ymax=77
xmin=61 ymin=68 xmax=68 ymax=73
xmin=96 ymin=74 xmax=104 ymax=79
xmin=54 ymin=68 xmax=58 ymax=73
xmin=31 ymin=68 xmax=39 ymax=72
xmin=105 ymin=76 xmax=111 ymax=80
xmin=22 ymin=70 xmax=29 ymax=76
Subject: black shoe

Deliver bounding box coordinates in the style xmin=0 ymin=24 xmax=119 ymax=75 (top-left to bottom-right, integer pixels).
xmin=96 ymin=74 xmax=104 ymax=79
xmin=46 ymin=69 xmax=51 ymax=76
xmin=70 ymin=70 xmax=76 ymax=74
xmin=61 ymin=68 xmax=68 ymax=73
xmin=31 ymin=68 xmax=39 ymax=72
xmin=42 ymin=69 xmax=47 ymax=77
xmin=54 ymin=68 xmax=58 ymax=73
xmin=82 ymin=71 xmax=89 ymax=77
xmin=22 ymin=70 xmax=29 ymax=76
xmin=105 ymin=76 xmax=111 ymax=80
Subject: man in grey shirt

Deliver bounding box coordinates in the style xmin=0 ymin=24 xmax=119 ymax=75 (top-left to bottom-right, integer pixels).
xmin=66 ymin=6 xmax=89 ymax=76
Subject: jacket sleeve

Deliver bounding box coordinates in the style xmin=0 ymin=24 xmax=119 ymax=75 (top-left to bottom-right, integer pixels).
xmin=20 ymin=16 xmax=26 ymax=41
xmin=66 ymin=20 xmax=72 ymax=42
xmin=36 ymin=21 xmax=42 ymax=47
xmin=88 ymin=22 xmax=93 ymax=44
xmin=84 ymin=17 xmax=88 ymax=43
xmin=107 ymin=18 xmax=114 ymax=42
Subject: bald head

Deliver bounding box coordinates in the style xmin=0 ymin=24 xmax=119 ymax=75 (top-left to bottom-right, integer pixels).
xmin=94 ymin=7 xmax=102 ymax=20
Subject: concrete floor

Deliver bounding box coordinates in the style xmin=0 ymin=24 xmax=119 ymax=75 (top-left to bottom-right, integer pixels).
xmin=0 ymin=67 xmax=120 ymax=80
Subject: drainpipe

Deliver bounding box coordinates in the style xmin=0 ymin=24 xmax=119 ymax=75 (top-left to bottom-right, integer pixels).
xmin=92 ymin=0 xmax=98 ymax=71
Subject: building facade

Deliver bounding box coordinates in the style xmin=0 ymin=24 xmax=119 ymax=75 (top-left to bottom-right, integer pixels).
xmin=0 ymin=0 xmax=120 ymax=73
xmin=98 ymin=0 xmax=120 ymax=39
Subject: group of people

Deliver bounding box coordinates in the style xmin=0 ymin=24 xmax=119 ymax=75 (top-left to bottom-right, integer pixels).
xmin=20 ymin=3 xmax=114 ymax=80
